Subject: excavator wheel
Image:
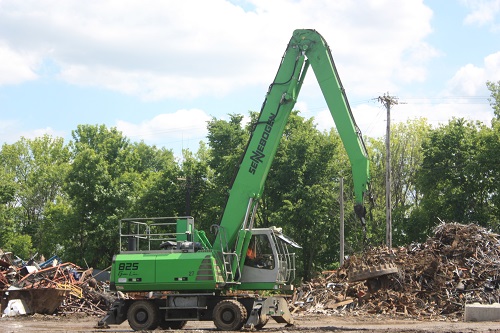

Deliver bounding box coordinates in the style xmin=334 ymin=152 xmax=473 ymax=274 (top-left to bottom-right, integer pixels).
xmin=127 ymin=300 xmax=160 ymax=331
xmin=213 ymin=299 xmax=248 ymax=331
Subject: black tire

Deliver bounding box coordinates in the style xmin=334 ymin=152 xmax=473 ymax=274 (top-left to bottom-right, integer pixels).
xmin=127 ymin=300 xmax=160 ymax=331
xmin=213 ymin=299 xmax=248 ymax=331
xmin=159 ymin=320 xmax=187 ymax=329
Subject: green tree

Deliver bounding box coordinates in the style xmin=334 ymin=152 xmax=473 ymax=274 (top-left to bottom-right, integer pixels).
xmin=474 ymin=119 xmax=500 ymax=231
xmin=482 ymin=81 xmax=500 ymax=229
xmin=127 ymin=142 xmax=180 ymax=218
xmin=487 ymin=80 xmax=500 ymax=119
xmin=0 ymin=135 xmax=69 ymax=258
xmin=367 ymin=119 xmax=430 ymax=245
xmin=206 ymin=114 xmax=249 ymax=223
xmin=178 ymin=144 xmax=217 ymax=232
xmin=413 ymin=118 xmax=489 ymax=238
xmin=63 ymin=125 xmax=132 ymax=267
xmin=0 ymin=168 xmax=28 ymax=257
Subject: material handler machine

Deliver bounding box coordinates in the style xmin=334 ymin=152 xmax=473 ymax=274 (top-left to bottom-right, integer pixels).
xmin=99 ymin=29 xmax=370 ymax=331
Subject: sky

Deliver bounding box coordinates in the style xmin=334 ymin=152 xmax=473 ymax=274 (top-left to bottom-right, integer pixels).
xmin=0 ymin=0 xmax=499 ymax=157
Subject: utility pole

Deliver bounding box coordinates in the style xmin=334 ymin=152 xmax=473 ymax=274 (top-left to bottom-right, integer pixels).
xmin=378 ymin=93 xmax=398 ymax=249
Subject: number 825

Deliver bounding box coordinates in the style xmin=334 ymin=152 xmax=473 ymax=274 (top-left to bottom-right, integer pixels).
xmin=118 ymin=262 xmax=139 ymax=270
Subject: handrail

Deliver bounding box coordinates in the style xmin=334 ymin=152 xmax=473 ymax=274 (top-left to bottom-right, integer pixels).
xmin=119 ymin=217 xmax=195 ymax=253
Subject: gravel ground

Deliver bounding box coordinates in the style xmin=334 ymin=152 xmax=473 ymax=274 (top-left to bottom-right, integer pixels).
xmin=2 ymin=313 xmax=500 ymax=333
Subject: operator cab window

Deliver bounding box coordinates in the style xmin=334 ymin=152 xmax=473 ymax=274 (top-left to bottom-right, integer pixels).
xmin=245 ymin=234 xmax=275 ymax=270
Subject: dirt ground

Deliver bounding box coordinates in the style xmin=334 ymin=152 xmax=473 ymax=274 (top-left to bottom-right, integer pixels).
xmin=2 ymin=313 xmax=500 ymax=333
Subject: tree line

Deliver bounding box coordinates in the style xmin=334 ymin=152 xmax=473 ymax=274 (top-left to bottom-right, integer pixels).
xmin=1 ymin=81 xmax=499 ymax=281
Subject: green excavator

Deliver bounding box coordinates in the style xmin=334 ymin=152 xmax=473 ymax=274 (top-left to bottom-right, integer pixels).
xmin=98 ymin=29 xmax=370 ymax=331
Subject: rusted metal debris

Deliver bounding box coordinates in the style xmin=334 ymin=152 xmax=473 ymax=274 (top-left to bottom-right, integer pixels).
xmin=0 ymin=251 xmax=114 ymax=316
xmin=2 ymin=222 xmax=499 ymax=320
xmin=292 ymin=222 xmax=500 ymax=320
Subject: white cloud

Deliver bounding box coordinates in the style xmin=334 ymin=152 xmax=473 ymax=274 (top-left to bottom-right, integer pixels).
xmin=447 ymin=64 xmax=485 ymax=96
xmin=59 ymin=65 xmax=238 ymax=101
xmin=393 ymin=101 xmax=493 ymax=136
xmin=0 ymin=119 xmax=20 ymax=143
xmin=446 ymin=51 xmax=500 ymax=95
xmin=462 ymin=0 xmax=500 ymax=28
xmin=0 ymin=119 xmax=65 ymax=143
xmin=314 ymin=103 xmax=384 ymax=138
xmin=0 ymin=0 xmax=436 ymax=99
xmin=0 ymin=42 xmax=38 ymax=85
xmin=484 ymin=51 xmax=500 ymax=76
xmin=116 ymin=108 xmax=211 ymax=144
xmin=20 ymin=127 xmax=65 ymax=140
xmin=311 ymin=95 xmax=494 ymax=140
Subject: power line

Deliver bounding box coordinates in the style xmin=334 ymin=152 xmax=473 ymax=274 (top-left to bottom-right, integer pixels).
xmin=397 ymin=96 xmax=490 ymax=105
xmin=401 ymin=96 xmax=489 ymax=99
xmin=307 ymin=95 xmax=490 ymax=110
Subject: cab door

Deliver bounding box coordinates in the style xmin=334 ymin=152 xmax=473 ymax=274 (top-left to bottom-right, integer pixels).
xmin=239 ymin=230 xmax=280 ymax=289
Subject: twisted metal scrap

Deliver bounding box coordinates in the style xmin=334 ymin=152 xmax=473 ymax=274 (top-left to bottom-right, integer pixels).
xmin=293 ymin=222 xmax=500 ymax=319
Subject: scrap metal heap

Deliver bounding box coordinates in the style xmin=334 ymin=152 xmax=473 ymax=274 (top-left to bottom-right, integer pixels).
xmin=292 ymin=222 xmax=500 ymax=319
xmin=0 ymin=252 xmax=114 ymax=316
xmin=2 ymin=222 xmax=500 ymax=320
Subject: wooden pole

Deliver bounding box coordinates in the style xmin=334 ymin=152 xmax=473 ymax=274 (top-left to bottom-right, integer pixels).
xmin=378 ymin=94 xmax=398 ymax=249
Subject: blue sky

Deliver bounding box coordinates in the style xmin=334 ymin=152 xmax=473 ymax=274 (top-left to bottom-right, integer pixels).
xmin=0 ymin=0 xmax=499 ymax=157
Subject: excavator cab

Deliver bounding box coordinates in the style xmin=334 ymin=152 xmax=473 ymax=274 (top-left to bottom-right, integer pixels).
xmin=240 ymin=228 xmax=300 ymax=289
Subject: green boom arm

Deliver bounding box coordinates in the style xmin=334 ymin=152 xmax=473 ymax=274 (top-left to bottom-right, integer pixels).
xmin=213 ymin=29 xmax=370 ymax=253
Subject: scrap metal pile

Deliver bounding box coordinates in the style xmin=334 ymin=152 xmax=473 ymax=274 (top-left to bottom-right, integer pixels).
xmin=292 ymin=222 xmax=500 ymax=319
xmin=0 ymin=252 xmax=114 ymax=316
xmin=2 ymin=222 xmax=499 ymax=320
